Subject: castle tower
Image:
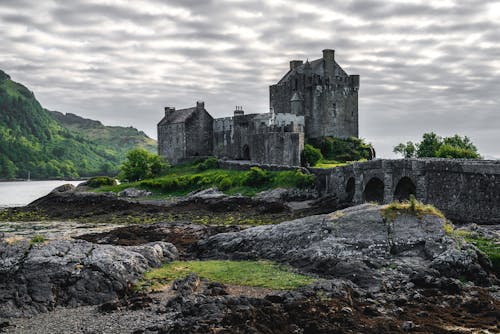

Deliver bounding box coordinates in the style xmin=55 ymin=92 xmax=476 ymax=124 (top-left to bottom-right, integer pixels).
xmin=290 ymin=92 xmax=303 ymax=115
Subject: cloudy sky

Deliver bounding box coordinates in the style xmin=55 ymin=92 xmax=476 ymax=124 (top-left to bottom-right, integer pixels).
xmin=1 ymin=0 xmax=499 ymax=158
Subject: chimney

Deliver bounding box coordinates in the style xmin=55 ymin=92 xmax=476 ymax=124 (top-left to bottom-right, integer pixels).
xmin=350 ymin=75 xmax=360 ymax=91
xmin=196 ymin=101 xmax=205 ymax=110
xmin=234 ymin=105 xmax=244 ymax=116
xmin=289 ymin=60 xmax=303 ymax=70
xmin=322 ymin=49 xmax=335 ymax=80
xmin=164 ymin=106 xmax=175 ymax=116
xmin=322 ymin=49 xmax=335 ymax=62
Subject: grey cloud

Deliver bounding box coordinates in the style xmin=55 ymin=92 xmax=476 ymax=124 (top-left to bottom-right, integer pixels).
xmin=0 ymin=0 xmax=499 ymax=159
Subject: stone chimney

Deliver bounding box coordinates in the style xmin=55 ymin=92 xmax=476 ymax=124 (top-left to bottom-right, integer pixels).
xmin=234 ymin=105 xmax=244 ymax=116
xmin=164 ymin=106 xmax=175 ymax=117
xmin=323 ymin=49 xmax=335 ymax=80
xmin=196 ymin=101 xmax=205 ymax=110
xmin=289 ymin=60 xmax=303 ymax=70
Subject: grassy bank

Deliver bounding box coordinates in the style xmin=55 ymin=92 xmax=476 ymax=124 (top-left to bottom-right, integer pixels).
xmin=135 ymin=260 xmax=315 ymax=291
xmin=97 ymin=159 xmax=315 ymax=197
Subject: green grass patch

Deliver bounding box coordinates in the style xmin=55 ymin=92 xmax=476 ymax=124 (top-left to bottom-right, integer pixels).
xmin=381 ymin=195 xmax=445 ymax=221
xmin=29 ymin=234 xmax=46 ymax=245
xmin=136 ymin=260 xmax=315 ymax=291
xmin=97 ymin=160 xmax=315 ymax=197
xmin=459 ymin=234 xmax=500 ymax=275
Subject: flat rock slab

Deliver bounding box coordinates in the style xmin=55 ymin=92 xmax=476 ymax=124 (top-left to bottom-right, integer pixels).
xmin=0 ymin=239 xmax=178 ymax=318
xmin=198 ymin=204 xmax=494 ymax=287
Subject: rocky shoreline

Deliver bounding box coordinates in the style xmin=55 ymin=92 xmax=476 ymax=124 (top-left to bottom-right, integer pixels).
xmin=0 ymin=186 xmax=499 ymax=333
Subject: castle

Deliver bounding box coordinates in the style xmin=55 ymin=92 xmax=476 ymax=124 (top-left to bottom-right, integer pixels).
xmin=158 ymin=49 xmax=360 ymax=166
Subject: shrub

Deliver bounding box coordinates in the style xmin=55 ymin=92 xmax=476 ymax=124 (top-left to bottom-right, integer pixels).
xmin=85 ymin=176 xmax=117 ymax=188
xmin=30 ymin=235 xmax=45 ymax=245
xmin=196 ymin=157 xmax=219 ymax=171
xmin=302 ymin=144 xmax=323 ymax=166
xmin=316 ymin=137 xmax=373 ymax=162
xmin=243 ymin=167 xmax=271 ymax=187
xmin=119 ymin=148 xmax=169 ymax=182
xmin=436 ymin=144 xmax=481 ymax=159
xmin=293 ymin=170 xmax=316 ymax=188
xmin=217 ymin=177 xmax=233 ymax=190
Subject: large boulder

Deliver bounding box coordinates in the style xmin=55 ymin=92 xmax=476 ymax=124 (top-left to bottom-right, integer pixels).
xmin=0 ymin=239 xmax=178 ymax=318
xmin=197 ymin=204 xmax=495 ymax=288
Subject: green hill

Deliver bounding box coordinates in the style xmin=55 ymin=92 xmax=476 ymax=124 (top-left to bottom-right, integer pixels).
xmin=0 ymin=70 xmax=156 ymax=179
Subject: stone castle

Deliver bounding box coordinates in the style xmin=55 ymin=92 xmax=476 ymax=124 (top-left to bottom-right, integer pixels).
xmin=158 ymin=49 xmax=360 ymax=166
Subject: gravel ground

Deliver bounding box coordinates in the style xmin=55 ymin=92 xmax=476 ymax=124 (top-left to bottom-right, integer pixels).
xmin=4 ymin=305 xmax=168 ymax=334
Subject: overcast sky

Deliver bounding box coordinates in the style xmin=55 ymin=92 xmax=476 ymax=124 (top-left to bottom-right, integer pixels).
xmin=1 ymin=0 xmax=499 ymax=158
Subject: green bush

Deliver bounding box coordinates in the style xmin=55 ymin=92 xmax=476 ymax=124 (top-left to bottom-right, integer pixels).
xmin=293 ymin=170 xmax=316 ymax=188
xmin=217 ymin=177 xmax=233 ymax=190
xmin=243 ymin=167 xmax=271 ymax=186
xmin=196 ymin=157 xmax=219 ymax=171
xmin=394 ymin=133 xmax=481 ymax=159
xmin=436 ymin=144 xmax=481 ymax=159
xmin=302 ymin=144 xmax=323 ymax=166
xmin=119 ymin=148 xmax=169 ymax=182
xmin=316 ymin=137 xmax=373 ymax=162
xmin=30 ymin=235 xmax=46 ymax=244
xmin=85 ymin=176 xmax=117 ymax=188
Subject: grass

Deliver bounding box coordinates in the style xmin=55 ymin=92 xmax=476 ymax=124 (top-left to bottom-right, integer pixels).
xmin=453 ymin=230 xmax=500 ymax=275
xmin=29 ymin=235 xmax=46 ymax=245
xmin=97 ymin=160 xmax=315 ymax=197
xmin=135 ymin=260 xmax=315 ymax=291
xmin=381 ymin=195 xmax=445 ymax=221
xmin=314 ymin=159 xmax=365 ymax=169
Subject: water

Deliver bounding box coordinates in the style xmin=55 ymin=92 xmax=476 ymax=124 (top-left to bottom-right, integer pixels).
xmin=0 ymin=180 xmax=82 ymax=208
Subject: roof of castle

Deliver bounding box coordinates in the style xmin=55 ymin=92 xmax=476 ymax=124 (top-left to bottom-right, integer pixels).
xmin=158 ymin=107 xmax=199 ymax=126
xmin=277 ymin=57 xmax=348 ymax=84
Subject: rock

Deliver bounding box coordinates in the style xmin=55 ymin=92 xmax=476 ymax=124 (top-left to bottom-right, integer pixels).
xmin=197 ymin=204 xmax=495 ymax=288
xmin=50 ymin=183 xmax=75 ymax=193
xmin=118 ymin=188 xmax=152 ymax=198
xmin=255 ymin=188 xmax=319 ymax=202
xmin=0 ymin=239 xmax=178 ymax=318
xmin=76 ymin=222 xmax=240 ymax=257
xmin=186 ymin=187 xmax=225 ymax=200
xmin=401 ymin=320 xmax=416 ymax=331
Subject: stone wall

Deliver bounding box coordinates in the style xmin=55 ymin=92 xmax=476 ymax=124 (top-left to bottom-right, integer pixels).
xmin=157 ymin=123 xmax=186 ymax=165
xmin=250 ymin=131 xmax=304 ymax=166
xmin=185 ymin=109 xmax=213 ymax=157
xmin=310 ymin=159 xmax=500 ymax=224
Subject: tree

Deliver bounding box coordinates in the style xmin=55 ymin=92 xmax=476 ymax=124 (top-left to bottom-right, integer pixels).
xmin=119 ymin=148 xmax=169 ymax=182
xmin=393 ymin=141 xmax=416 ymax=158
xmin=302 ymin=144 xmax=323 ymax=166
xmin=416 ymin=132 xmax=442 ymax=158
xmin=394 ymin=133 xmax=481 ymax=159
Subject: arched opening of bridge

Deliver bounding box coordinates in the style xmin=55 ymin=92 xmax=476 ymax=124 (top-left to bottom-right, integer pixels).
xmin=363 ymin=177 xmax=384 ymax=204
xmin=345 ymin=177 xmax=355 ymax=202
xmin=394 ymin=177 xmax=416 ymax=202
xmin=242 ymin=145 xmax=250 ymax=160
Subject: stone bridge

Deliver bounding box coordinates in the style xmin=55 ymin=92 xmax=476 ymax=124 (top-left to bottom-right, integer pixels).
xmin=310 ymin=159 xmax=500 ymax=224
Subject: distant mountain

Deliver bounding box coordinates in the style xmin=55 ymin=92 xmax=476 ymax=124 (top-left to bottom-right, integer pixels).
xmin=0 ymin=70 xmax=156 ymax=179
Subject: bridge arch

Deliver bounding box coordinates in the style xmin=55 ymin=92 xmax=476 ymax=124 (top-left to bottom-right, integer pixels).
xmin=394 ymin=176 xmax=416 ymax=201
xmin=345 ymin=177 xmax=355 ymax=202
xmin=363 ymin=177 xmax=384 ymax=203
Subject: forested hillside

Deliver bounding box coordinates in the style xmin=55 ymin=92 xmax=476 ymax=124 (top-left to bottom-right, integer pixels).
xmin=0 ymin=70 xmax=156 ymax=179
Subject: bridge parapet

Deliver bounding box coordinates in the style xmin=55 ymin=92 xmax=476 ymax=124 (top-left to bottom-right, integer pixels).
xmin=309 ymin=159 xmax=500 ymax=224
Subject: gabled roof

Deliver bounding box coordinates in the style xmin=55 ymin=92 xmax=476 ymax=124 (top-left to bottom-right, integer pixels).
xmin=277 ymin=58 xmax=348 ymax=84
xmin=158 ymin=107 xmax=198 ymax=126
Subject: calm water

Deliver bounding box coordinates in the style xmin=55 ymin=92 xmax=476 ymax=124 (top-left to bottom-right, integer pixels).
xmin=0 ymin=180 xmax=82 ymax=208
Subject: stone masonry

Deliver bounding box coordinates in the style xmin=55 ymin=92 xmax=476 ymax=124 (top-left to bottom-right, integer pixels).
xmin=157 ymin=49 xmax=359 ymax=166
